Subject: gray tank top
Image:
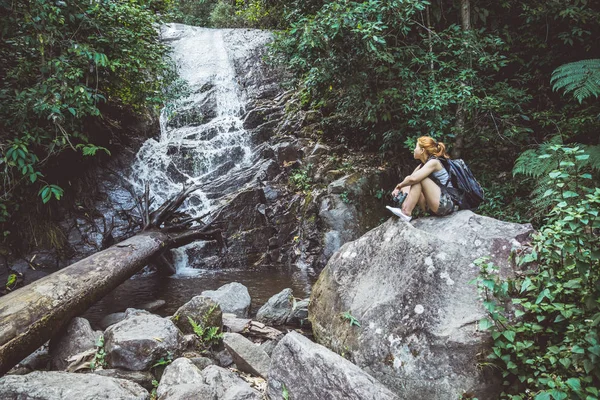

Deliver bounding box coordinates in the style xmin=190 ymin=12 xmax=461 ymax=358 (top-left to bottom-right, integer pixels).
xmin=430 ymin=160 xmax=453 ymax=187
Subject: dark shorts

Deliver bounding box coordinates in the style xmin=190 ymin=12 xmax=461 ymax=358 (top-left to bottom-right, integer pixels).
xmin=433 ymin=190 xmax=456 ymax=216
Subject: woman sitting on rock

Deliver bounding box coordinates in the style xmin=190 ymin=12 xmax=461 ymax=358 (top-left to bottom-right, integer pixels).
xmin=387 ymin=136 xmax=456 ymax=222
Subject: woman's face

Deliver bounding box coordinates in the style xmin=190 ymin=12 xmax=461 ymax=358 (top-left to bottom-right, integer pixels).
xmin=413 ymin=144 xmax=424 ymax=159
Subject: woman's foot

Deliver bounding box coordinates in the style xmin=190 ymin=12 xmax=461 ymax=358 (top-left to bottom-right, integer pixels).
xmin=385 ymin=206 xmax=412 ymax=222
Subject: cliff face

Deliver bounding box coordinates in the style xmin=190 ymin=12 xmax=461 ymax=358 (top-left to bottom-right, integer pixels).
xmin=309 ymin=211 xmax=534 ymax=399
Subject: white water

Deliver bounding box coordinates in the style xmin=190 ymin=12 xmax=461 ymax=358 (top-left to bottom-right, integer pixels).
xmin=130 ymin=25 xmax=254 ymax=224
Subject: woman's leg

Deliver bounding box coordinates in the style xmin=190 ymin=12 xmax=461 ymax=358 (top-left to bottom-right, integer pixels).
xmin=419 ymin=178 xmax=442 ymax=213
xmin=401 ymin=183 xmax=422 ymax=216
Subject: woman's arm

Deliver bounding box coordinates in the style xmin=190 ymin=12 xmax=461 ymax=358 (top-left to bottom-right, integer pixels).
xmin=395 ymin=161 xmax=439 ymax=190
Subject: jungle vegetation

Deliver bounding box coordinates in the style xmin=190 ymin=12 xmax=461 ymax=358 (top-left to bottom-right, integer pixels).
xmin=1 ymin=1 xmax=599 ymax=397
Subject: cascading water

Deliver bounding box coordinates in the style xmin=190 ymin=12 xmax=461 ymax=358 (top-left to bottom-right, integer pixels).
xmin=132 ymin=25 xmax=252 ymax=221
xmin=129 ymin=25 xmax=268 ymax=274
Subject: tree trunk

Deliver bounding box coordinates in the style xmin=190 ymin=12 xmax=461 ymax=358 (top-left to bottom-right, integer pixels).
xmin=0 ymin=227 xmax=221 ymax=376
xmin=454 ymin=0 xmax=471 ymax=158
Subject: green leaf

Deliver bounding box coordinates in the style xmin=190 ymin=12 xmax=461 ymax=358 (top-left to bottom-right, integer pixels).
xmin=534 ymin=392 xmax=551 ymax=400
xmin=503 ymin=330 xmax=516 ymax=343
xmin=562 ymin=191 xmax=579 ymax=198
xmin=479 ymin=318 xmax=493 ymax=330
xmin=520 ymin=277 xmax=532 ymax=293
xmin=566 ymin=378 xmax=581 ymax=392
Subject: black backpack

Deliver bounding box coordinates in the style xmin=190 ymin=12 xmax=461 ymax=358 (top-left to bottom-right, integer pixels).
xmin=435 ymin=157 xmax=485 ymax=210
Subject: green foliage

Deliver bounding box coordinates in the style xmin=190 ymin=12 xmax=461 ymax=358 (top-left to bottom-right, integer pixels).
xmin=282 ymin=383 xmax=290 ymax=400
xmin=474 ymin=146 xmax=600 ymax=399
xmin=170 ymin=0 xmax=218 ymax=27
xmin=340 ymin=191 xmax=351 ymax=204
xmin=5 ymin=273 xmax=17 ymax=291
xmin=90 ymin=335 xmax=107 ymax=371
xmin=0 ymin=0 xmax=174 ymax=217
xmin=152 ymin=352 xmax=174 ymax=368
xmin=341 ymin=311 xmax=361 ymax=327
xmin=187 ymin=305 xmax=223 ymax=350
xmin=150 ymin=379 xmax=159 ymax=400
xmin=209 ymin=1 xmax=243 ymax=28
xmin=289 ymin=165 xmax=313 ymax=191
xmin=513 ymin=139 xmax=600 ymax=222
xmin=551 ymin=59 xmax=600 ymax=103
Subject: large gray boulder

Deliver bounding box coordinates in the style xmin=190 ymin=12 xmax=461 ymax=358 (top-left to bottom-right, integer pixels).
xmin=267 ymin=331 xmax=398 ymax=400
xmin=104 ymin=309 xmax=183 ymax=371
xmin=49 ymin=317 xmax=98 ymax=370
xmin=201 ymin=282 xmax=251 ymax=317
xmin=309 ymin=211 xmax=533 ymax=399
xmin=222 ymin=332 xmax=270 ymax=379
xmin=0 ymin=371 xmax=148 ymax=399
xmin=171 ymin=295 xmax=222 ymax=335
xmin=256 ymin=288 xmax=293 ymax=326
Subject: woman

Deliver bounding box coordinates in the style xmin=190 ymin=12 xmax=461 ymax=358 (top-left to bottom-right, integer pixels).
xmin=387 ymin=136 xmax=456 ymax=222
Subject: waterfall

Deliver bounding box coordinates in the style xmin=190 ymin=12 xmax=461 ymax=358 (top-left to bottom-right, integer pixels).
xmin=129 ymin=24 xmax=272 ymax=274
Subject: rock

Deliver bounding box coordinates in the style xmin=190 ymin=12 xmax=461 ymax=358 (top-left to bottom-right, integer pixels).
xmin=274 ymin=141 xmax=299 ymax=164
xmin=266 ymin=331 xmax=398 ymax=400
xmin=256 ymin=288 xmax=293 ymax=326
xmin=223 ymin=313 xmax=251 ymax=333
xmin=138 ymin=300 xmax=166 ymax=312
xmin=214 ymin=349 xmax=234 ymax=367
xmin=94 ymin=369 xmax=155 ymax=391
xmin=49 ymin=317 xmax=98 ymax=370
xmin=189 ymin=356 xmax=214 ymax=371
xmin=104 ymin=312 xmax=183 ymax=371
xmin=171 ymin=296 xmax=222 ymax=335
xmin=0 ymin=371 xmax=148 ymax=399
xmin=222 ymin=333 xmax=270 ymax=379
xmin=286 ymin=298 xmax=310 ymax=326
xmin=99 ymin=312 xmax=127 ymax=330
xmin=202 ymin=365 xmax=261 ymax=399
xmin=259 ymin=340 xmax=277 ymax=357
xmin=13 ymin=344 xmax=51 ymax=372
xmin=201 ymin=282 xmax=251 ymax=318
xmin=309 ymin=211 xmax=534 ymax=399
xmin=157 ymin=358 xmax=210 ymax=399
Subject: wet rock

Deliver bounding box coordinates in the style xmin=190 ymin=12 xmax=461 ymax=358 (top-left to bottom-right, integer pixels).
xmin=201 ymin=282 xmax=251 ymax=318
xmin=171 ymin=296 xmax=222 ymax=335
xmin=202 ymin=365 xmax=261 ymax=399
xmin=222 ymin=332 xmax=270 ymax=379
xmin=0 ymin=371 xmax=148 ymax=399
xmin=306 ymin=143 xmax=331 ymax=165
xmin=157 ymin=357 xmax=211 ymax=399
xmin=94 ymin=369 xmax=155 ymax=391
xmin=49 ymin=317 xmax=98 ymax=370
xmin=286 ymin=298 xmax=310 ymax=326
xmin=267 ymin=331 xmax=397 ymax=400
xmin=309 ymin=211 xmax=534 ymax=399
xmin=99 ymin=312 xmax=127 ymax=330
xmin=138 ymin=299 xmax=166 ymax=312
xmin=104 ymin=312 xmax=183 ymax=371
xmin=256 ymin=288 xmax=293 ymax=326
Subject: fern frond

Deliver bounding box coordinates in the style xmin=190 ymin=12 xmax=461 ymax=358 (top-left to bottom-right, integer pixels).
xmin=551 ymin=59 xmax=600 ymax=103
xmin=513 ymin=137 xmax=563 ymax=178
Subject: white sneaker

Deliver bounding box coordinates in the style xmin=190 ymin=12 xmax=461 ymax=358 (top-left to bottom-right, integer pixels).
xmin=386 ymin=206 xmax=412 ymax=222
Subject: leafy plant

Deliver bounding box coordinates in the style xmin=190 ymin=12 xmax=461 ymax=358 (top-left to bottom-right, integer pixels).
xmin=473 ymin=146 xmax=600 ymax=399
xmin=340 ymin=191 xmax=351 ymax=204
xmin=90 ymin=335 xmax=107 ymax=371
xmin=187 ymin=304 xmax=223 ymax=350
xmin=289 ymin=165 xmax=313 ymax=191
xmin=551 ymin=59 xmax=600 ymax=103
xmin=513 ymin=140 xmax=600 ymax=222
xmin=150 ymin=379 xmax=159 ymax=400
xmin=341 ymin=311 xmax=361 ymax=327
xmin=282 ymin=383 xmax=290 ymax=400
xmin=5 ymin=273 xmax=17 ymax=291
xmin=152 ymin=352 xmax=174 ymax=368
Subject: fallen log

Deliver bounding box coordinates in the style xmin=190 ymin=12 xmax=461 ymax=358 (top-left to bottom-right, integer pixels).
xmin=0 ymin=228 xmax=222 ymax=376
xmin=0 ymin=182 xmax=224 ymax=376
